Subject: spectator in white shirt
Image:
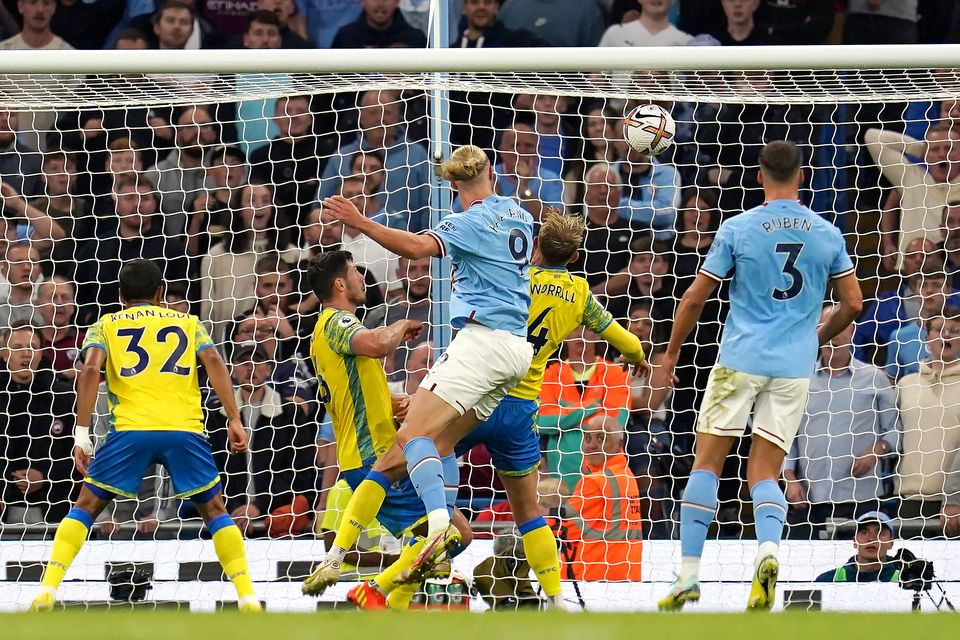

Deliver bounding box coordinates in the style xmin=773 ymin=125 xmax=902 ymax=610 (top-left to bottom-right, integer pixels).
xmin=600 ymin=0 xmax=691 ymax=47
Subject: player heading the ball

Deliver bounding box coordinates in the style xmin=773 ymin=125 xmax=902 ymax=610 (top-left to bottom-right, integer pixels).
xmin=319 ymin=145 xmax=534 ymax=584
xmin=654 ymin=140 xmax=863 ymax=612
xmin=29 ymin=259 xmax=261 ymax=613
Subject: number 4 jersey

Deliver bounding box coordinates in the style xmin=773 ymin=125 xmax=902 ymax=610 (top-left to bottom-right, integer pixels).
xmin=509 ymin=266 xmax=615 ymax=401
xmin=81 ymin=305 xmax=215 ymax=433
xmin=699 ymin=199 xmax=855 ymax=378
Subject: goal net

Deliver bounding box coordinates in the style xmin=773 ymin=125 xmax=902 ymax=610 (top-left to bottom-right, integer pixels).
xmin=0 ymin=47 xmax=958 ymax=612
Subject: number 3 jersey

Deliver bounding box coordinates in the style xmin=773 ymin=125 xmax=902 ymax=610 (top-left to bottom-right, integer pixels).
xmin=81 ymin=305 xmax=215 ymax=433
xmin=510 ymin=266 xmax=614 ymax=401
xmin=699 ymin=199 xmax=855 ymax=379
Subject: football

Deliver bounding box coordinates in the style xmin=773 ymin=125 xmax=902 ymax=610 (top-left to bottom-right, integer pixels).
xmin=623 ymin=103 xmax=676 ymax=156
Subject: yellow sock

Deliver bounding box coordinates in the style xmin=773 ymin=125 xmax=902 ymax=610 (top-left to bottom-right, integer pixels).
xmin=522 ymin=525 xmax=563 ymax=598
xmin=212 ymin=523 xmax=256 ymax=598
xmin=40 ymin=512 xmax=90 ymax=590
xmin=332 ymin=479 xmax=387 ymax=551
xmin=387 ymin=583 xmax=417 ymax=610
xmin=373 ymin=538 xmax=425 ymax=593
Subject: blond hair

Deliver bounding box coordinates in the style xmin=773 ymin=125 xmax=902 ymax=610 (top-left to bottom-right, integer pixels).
xmin=538 ymin=207 xmax=584 ymax=266
xmin=438 ymin=145 xmax=489 ymax=182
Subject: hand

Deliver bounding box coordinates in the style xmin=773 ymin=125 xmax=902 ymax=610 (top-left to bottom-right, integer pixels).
xmin=137 ymin=514 xmax=160 ymax=535
xmin=785 ymin=480 xmax=808 ymax=509
xmin=73 ymin=446 xmax=92 ymax=476
xmin=619 ymin=356 xmax=651 ymax=381
xmin=227 ymin=416 xmax=249 ymax=454
xmin=0 ymin=181 xmax=26 ymax=214
xmin=322 ymin=195 xmax=367 ymax=229
xmin=192 ymin=193 xmax=211 ymax=213
xmin=622 ymin=9 xmax=640 ymax=23
xmin=392 ymin=395 xmax=411 ymax=422
xmin=11 ymin=468 xmax=45 ymax=495
xmin=851 ymin=447 xmax=879 ymax=477
xmin=402 ymin=320 xmax=424 ymax=342
xmin=880 ymin=240 xmax=899 ymax=273
xmin=942 ymin=504 xmax=960 ymax=537
xmin=98 ymin=518 xmax=121 ymax=536
xmin=516 ymin=156 xmax=535 ymax=181
xmin=649 ymin=353 xmax=680 ymax=392
xmin=231 ymin=503 xmax=261 ymax=535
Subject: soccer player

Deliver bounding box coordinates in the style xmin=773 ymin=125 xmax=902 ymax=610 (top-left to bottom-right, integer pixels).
xmin=655 ymin=140 xmax=863 ymax=611
xmin=317 ymin=145 xmax=534 ymax=584
xmin=29 ymin=259 xmax=260 ymax=612
xmin=302 ymin=249 xmax=473 ymax=608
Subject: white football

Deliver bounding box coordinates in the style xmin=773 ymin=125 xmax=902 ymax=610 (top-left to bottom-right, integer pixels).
xmin=623 ymin=104 xmax=676 ymax=156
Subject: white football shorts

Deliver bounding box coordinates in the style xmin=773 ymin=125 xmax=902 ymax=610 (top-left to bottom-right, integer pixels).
xmin=696 ymin=365 xmax=810 ymax=452
xmin=419 ymin=324 xmax=533 ymax=421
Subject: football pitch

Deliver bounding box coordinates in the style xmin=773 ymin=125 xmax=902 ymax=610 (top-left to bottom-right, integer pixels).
xmin=2 ymin=610 xmax=957 ymax=640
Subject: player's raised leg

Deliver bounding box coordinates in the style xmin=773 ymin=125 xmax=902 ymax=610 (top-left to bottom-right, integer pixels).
xmin=658 ymin=432 xmax=734 ymax=612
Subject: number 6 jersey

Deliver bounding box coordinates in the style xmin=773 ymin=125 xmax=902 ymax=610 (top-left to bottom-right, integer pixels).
xmin=81 ymin=305 xmax=215 ymax=433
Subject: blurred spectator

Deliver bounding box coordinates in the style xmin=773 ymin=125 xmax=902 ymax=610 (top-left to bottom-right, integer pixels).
xmin=198 ymin=0 xmax=256 ymax=39
xmin=258 ymin=0 xmax=311 ymax=46
xmin=239 ymin=9 xmax=282 ymax=48
xmin=942 ymin=203 xmax=960 ymax=289
xmin=400 ymin=0 xmax=459 ymax=36
xmin=570 ymin=163 xmax=649 ymax=289
xmin=317 ymin=90 xmax=430 ymax=231
xmin=164 ymin=281 xmax=191 ymax=312
xmin=670 ymin=188 xmax=720 ymax=296
xmin=250 ymin=95 xmax=331 ymax=221
xmin=493 ymin=120 xmax=565 ymax=218
xmin=577 ymin=104 xmax=621 ymax=168
xmin=50 ymin=0 xmax=125 ymax=50
xmin=229 ymin=306 xmax=316 ymax=402
xmin=885 ymin=278 xmax=958 ymax=380
xmin=0 ymin=0 xmax=72 ymax=50
xmin=74 ymin=173 xmax=188 ymax=325
xmin=209 ymin=342 xmax=318 ymax=537
xmin=452 ymin=0 xmax=544 ymax=47
xmin=252 ymin=255 xmax=316 ymax=343
xmin=187 ymin=144 xmax=247 ymax=259
xmin=338 ymin=174 xmax=399 ymax=287
xmin=843 ymin=0 xmax=919 ymax=45
xmin=896 ymin=312 xmax=960 ymax=516
xmin=0 ymin=110 xmax=43 ymax=197
xmin=0 ymin=242 xmax=43 ymax=328
xmin=200 ymin=182 xmax=298 ymax=342
xmin=35 ymin=276 xmax=84 ymax=381
xmin=600 ymin=0 xmax=691 ymax=47
xmin=604 ymin=238 xmax=673 ymax=322
xmin=865 ymin=123 xmax=960 ymax=268
xmin=0 ymin=324 xmax=75 ymax=525
xmin=756 ymin=0 xmax=833 ymax=45
xmin=331 ymin=0 xmax=426 ymax=48
xmin=498 ymin=0 xmax=604 ymax=47
xmin=525 ymin=94 xmax=575 ymax=177
xmin=713 ymin=0 xmax=784 ymax=46
xmin=0 ymin=180 xmax=65 ymax=260
xmin=364 ymin=256 xmax=431 ymax=380
xmin=815 ymin=513 xmax=900 ymax=582
xmin=537 ymin=326 xmax=631 ymax=490
xmin=26 ymin=152 xmax=92 ymax=268
xmin=146 ymin=105 xmax=218 ymax=238
xmin=615 ymin=144 xmax=681 ymax=241
xmin=784 ymin=306 xmax=900 ymax=526
xmin=295 ymin=0 xmax=361 ymax=49
xmin=151 ymin=0 xmax=196 ymax=49
xmin=943 ymin=448 xmax=960 ymax=537
xmin=561 ymin=414 xmax=643 ymax=581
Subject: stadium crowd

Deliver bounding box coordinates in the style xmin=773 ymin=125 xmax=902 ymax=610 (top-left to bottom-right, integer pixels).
xmin=1 ymin=0 xmax=960 ymax=565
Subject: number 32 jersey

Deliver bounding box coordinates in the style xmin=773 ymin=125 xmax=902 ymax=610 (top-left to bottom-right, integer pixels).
xmin=699 ymin=199 xmax=855 ymax=379
xmin=81 ymin=305 xmax=215 ymax=434
xmin=510 ymin=266 xmax=614 ymax=401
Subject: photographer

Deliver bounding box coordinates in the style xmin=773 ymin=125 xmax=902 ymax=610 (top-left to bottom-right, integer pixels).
xmin=816 ymin=512 xmax=901 ymax=583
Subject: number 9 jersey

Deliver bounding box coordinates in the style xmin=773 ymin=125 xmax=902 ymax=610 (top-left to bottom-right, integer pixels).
xmin=81 ymin=305 xmax=215 ymax=434
xmin=510 ymin=266 xmax=615 ymax=401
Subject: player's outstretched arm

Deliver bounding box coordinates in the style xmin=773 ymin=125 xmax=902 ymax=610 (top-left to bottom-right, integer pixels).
xmin=73 ymin=347 xmax=105 ymax=475
xmin=818 ymin=273 xmax=864 ymax=346
xmin=351 ymin=319 xmax=423 ymax=359
xmin=322 ymin=195 xmax=439 ymax=259
xmin=200 ymin=347 xmax=248 ymax=454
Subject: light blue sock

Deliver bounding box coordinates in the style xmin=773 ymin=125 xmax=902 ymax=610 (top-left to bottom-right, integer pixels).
xmin=679 ymin=469 xmax=719 ymax=574
xmin=403 ymin=437 xmax=449 ymax=528
xmin=441 ymin=454 xmax=459 ymax=514
xmin=750 ymin=479 xmax=787 ymax=547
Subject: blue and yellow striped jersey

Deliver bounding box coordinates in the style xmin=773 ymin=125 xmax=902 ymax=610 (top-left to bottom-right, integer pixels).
xmin=81 ymin=305 xmax=214 ymax=433
xmin=311 ymin=307 xmax=397 ymax=471
xmin=510 ymin=266 xmax=613 ymax=400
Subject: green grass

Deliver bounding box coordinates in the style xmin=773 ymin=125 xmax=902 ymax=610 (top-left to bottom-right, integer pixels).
xmin=1 ymin=610 xmax=957 ymax=640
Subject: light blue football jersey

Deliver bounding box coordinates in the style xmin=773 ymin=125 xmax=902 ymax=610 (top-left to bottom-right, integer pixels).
xmin=700 ymin=199 xmax=855 ymax=378
xmin=424 ymin=195 xmax=533 ymax=337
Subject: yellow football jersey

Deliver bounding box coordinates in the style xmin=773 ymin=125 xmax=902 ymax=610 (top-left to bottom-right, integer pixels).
xmin=311 ymin=307 xmax=397 ymax=471
xmin=81 ymin=305 xmax=214 ymax=433
xmin=510 ymin=266 xmax=614 ymax=400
